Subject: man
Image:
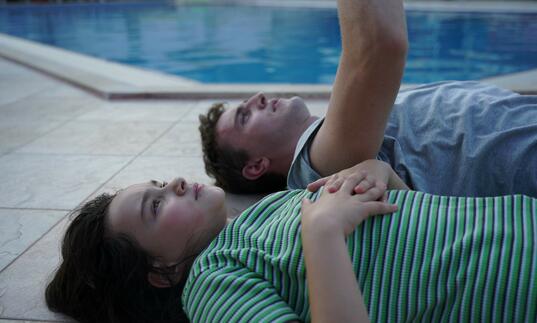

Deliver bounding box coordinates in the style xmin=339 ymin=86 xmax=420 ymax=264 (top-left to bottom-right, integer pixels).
xmin=199 ymin=1 xmax=537 ymax=197
xmin=199 ymin=0 xmax=407 ymax=193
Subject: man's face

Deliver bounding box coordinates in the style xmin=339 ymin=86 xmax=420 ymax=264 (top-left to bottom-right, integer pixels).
xmin=216 ymin=92 xmax=311 ymax=158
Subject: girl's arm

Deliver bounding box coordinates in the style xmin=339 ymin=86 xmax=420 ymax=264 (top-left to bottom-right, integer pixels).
xmin=301 ymin=174 xmax=398 ymax=322
xmin=302 ymin=221 xmax=369 ymax=322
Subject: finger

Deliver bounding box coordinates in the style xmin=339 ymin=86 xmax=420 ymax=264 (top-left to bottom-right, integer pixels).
xmin=380 ymin=191 xmax=389 ymax=203
xmin=354 ymin=179 xmax=373 ymax=194
xmin=374 ymin=181 xmax=388 ymax=200
xmin=375 ymin=179 xmax=387 ymax=189
xmin=307 ymin=177 xmax=330 ymax=192
xmin=322 ymin=174 xmax=342 ymax=193
xmin=361 ymin=201 xmax=398 ymax=217
xmin=357 ymin=178 xmax=388 ymax=198
xmin=355 ymin=185 xmax=386 ymax=202
xmin=301 ymin=197 xmax=313 ymax=211
xmin=340 ymin=172 xmax=367 ymax=194
xmin=326 ymin=176 xmax=344 ymax=193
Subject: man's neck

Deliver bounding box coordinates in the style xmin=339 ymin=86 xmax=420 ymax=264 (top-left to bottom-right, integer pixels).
xmin=271 ymin=115 xmax=320 ymax=176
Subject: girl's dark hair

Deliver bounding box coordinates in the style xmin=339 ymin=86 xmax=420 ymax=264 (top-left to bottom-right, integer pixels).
xmin=45 ymin=193 xmax=189 ymax=323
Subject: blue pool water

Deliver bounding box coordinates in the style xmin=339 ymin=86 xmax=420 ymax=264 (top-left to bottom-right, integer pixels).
xmin=1 ymin=2 xmax=536 ymax=84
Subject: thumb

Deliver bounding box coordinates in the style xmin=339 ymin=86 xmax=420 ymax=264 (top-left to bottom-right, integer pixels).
xmin=307 ymin=177 xmax=330 ymax=192
xmin=301 ymin=197 xmax=313 ymax=210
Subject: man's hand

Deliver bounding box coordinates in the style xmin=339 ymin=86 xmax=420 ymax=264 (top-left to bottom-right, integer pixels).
xmin=307 ymin=159 xmax=408 ymax=193
xmin=302 ymin=172 xmax=397 ymax=237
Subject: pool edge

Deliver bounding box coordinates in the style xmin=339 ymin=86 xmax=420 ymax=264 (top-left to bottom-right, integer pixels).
xmin=0 ymin=33 xmax=341 ymax=99
xmin=0 ymin=32 xmax=535 ymax=100
xmin=233 ymin=0 xmax=537 ymax=13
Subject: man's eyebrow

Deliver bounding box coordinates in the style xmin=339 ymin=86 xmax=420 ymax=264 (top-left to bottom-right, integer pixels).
xmin=234 ymin=107 xmax=242 ymax=130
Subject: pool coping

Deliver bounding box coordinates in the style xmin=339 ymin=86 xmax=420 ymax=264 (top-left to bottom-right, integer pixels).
xmin=0 ymin=33 xmax=339 ymax=99
xmin=1 ymin=2 xmax=536 ymax=99
xmin=5 ymin=1 xmax=537 ymax=12
xmin=230 ymin=0 xmax=537 ymax=13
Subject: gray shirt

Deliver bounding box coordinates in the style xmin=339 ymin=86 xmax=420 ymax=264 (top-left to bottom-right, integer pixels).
xmin=287 ymin=81 xmax=537 ymax=197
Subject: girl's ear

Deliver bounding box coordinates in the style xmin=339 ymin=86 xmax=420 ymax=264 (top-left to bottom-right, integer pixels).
xmin=147 ymin=263 xmax=185 ymax=288
xmin=148 ymin=272 xmax=173 ymax=288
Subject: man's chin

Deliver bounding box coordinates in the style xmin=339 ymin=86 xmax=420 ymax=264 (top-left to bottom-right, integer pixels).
xmin=287 ymin=96 xmax=306 ymax=110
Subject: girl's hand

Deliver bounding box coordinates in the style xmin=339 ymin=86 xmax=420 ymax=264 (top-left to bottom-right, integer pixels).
xmin=301 ymin=172 xmax=398 ymax=237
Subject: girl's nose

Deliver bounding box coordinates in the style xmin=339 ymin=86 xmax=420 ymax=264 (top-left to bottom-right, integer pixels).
xmin=168 ymin=177 xmax=186 ymax=196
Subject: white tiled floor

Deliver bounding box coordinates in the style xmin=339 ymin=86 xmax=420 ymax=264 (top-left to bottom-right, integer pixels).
xmin=16 ymin=121 xmax=171 ymax=155
xmin=0 ymin=217 xmax=71 ymax=322
xmin=0 ymin=209 xmax=64 ymax=272
xmin=0 ymin=58 xmax=329 ymax=321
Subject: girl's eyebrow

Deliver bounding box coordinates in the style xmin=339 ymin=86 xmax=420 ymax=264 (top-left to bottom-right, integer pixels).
xmin=140 ymin=189 xmax=150 ymax=223
xmin=140 ymin=181 xmax=159 ymax=222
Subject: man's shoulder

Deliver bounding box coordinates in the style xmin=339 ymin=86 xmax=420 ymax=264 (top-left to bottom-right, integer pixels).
xmin=294 ymin=118 xmax=324 ymax=157
xmin=287 ymin=118 xmax=325 ymax=189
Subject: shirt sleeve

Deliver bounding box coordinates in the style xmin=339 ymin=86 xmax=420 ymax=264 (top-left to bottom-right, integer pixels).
xmin=287 ymin=118 xmax=324 ymax=189
xmin=183 ymin=265 xmax=301 ymax=323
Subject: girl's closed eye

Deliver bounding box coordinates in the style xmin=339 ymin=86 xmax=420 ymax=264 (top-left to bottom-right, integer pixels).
xmin=152 ymin=200 xmax=161 ymax=217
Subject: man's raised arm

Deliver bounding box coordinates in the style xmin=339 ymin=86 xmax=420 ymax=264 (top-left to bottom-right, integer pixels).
xmin=309 ymin=0 xmax=407 ymax=176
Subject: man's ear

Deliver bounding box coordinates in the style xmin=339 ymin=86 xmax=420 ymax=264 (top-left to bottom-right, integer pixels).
xmin=242 ymin=157 xmax=270 ymax=180
xmin=147 ymin=263 xmax=185 ymax=289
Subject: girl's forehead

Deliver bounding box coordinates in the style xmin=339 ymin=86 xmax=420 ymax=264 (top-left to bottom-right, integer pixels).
xmin=118 ymin=181 xmax=153 ymax=199
xmin=107 ymin=187 xmax=145 ymax=229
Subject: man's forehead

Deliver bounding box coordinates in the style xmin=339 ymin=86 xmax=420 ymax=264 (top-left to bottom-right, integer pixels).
xmin=216 ymin=106 xmax=239 ymax=144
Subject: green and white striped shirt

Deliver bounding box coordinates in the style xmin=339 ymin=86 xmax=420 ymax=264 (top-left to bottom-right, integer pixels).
xmin=182 ymin=190 xmax=537 ymax=322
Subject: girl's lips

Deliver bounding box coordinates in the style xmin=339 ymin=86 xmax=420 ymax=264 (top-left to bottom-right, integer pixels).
xmin=194 ymin=183 xmax=203 ymax=200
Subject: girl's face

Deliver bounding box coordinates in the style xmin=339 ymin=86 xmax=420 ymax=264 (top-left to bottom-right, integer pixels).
xmin=107 ymin=177 xmax=227 ymax=266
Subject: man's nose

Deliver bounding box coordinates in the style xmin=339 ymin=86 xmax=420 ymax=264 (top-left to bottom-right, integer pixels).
xmin=246 ymin=92 xmax=266 ymax=110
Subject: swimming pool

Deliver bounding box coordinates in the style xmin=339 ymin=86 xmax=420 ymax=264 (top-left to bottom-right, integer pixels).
xmin=1 ymin=2 xmax=536 ymax=84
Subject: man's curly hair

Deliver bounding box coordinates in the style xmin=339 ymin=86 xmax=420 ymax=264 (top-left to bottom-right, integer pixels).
xmin=199 ymin=103 xmax=286 ymax=194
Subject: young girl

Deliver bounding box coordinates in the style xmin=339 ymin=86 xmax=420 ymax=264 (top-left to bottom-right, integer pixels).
xmin=46 ymin=160 xmax=537 ymax=322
